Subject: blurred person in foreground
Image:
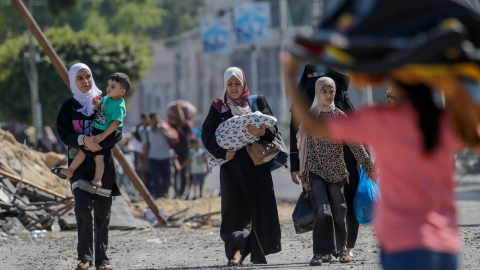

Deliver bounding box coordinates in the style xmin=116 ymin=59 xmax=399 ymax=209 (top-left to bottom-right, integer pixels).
xmin=281 ymin=1 xmax=480 ymax=269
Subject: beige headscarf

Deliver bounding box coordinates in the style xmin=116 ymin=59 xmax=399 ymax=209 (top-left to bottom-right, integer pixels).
xmin=222 ymin=67 xmax=252 ymax=116
xmin=297 ymin=77 xmax=336 ymax=175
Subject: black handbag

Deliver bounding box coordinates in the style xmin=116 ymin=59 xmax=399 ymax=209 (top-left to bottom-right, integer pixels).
xmin=292 ymin=190 xmax=314 ymax=234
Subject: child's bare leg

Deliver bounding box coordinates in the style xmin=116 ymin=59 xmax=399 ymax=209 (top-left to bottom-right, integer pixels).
xmin=91 ymin=155 xmax=105 ymax=188
xmin=199 ymin=184 xmax=204 ymax=198
xmin=60 ymin=151 xmax=86 ymax=179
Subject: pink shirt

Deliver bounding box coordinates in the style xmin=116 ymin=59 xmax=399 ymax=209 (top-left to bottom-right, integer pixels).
xmin=328 ymin=104 xmax=460 ymax=254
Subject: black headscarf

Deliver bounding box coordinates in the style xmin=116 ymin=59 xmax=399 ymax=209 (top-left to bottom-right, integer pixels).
xmin=292 ymin=64 xmax=353 ymax=112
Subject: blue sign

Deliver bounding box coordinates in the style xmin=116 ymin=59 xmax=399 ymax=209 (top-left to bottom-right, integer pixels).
xmin=234 ymin=2 xmax=271 ymax=44
xmin=201 ymin=18 xmax=233 ymax=54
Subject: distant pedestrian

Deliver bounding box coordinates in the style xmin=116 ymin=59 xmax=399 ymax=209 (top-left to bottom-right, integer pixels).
xmin=143 ymin=113 xmax=178 ymax=198
xmin=169 ymin=101 xmax=192 ymax=198
xmin=38 ymin=126 xmax=59 ymax=153
xmin=185 ymin=138 xmax=209 ymax=199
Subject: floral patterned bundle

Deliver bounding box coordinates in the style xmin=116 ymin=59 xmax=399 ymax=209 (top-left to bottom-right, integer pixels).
xmin=208 ymin=111 xmax=277 ymax=169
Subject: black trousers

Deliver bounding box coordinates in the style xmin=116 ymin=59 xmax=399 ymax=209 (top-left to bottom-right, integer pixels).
xmin=73 ymin=187 xmax=112 ymax=267
xmin=175 ymin=154 xmax=188 ymax=198
xmin=146 ymin=158 xmax=171 ymax=198
xmin=344 ymin=165 xmax=360 ymax=248
xmin=310 ymin=172 xmax=347 ymax=256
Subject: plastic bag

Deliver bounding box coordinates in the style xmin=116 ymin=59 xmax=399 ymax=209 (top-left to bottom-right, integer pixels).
xmin=292 ymin=190 xmax=314 ymax=234
xmin=353 ymin=167 xmax=380 ymax=225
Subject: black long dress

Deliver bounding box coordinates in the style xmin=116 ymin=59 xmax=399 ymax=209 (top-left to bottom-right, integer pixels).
xmin=202 ymin=96 xmax=282 ymax=264
xmin=290 ymin=65 xmax=361 ymax=248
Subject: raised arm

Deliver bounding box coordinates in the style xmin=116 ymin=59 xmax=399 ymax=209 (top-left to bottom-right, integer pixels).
xmin=201 ymin=106 xmax=228 ymax=160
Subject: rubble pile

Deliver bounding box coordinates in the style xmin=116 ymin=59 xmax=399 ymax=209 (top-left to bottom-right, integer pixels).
xmin=0 ymin=129 xmax=71 ymax=236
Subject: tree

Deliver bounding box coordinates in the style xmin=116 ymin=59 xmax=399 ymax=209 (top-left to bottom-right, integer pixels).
xmin=0 ymin=25 xmax=151 ymax=127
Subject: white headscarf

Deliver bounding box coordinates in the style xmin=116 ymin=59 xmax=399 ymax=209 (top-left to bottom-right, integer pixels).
xmin=297 ymin=77 xmax=336 ymax=175
xmin=69 ymin=63 xmax=102 ymax=116
xmin=222 ymin=67 xmax=252 ymax=116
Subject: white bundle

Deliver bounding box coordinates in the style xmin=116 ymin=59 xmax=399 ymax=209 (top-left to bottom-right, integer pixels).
xmin=208 ymin=111 xmax=277 ymax=169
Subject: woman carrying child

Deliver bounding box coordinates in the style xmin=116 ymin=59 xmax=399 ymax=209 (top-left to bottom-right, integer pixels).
xmin=201 ymin=67 xmax=281 ymax=266
xmin=55 ymin=63 xmax=122 ymax=270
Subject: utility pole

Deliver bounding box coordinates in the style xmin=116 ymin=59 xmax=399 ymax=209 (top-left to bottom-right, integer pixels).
xmin=27 ymin=0 xmax=42 ymax=147
xmin=250 ymin=45 xmax=259 ymax=93
xmin=279 ymin=0 xmax=288 ymax=122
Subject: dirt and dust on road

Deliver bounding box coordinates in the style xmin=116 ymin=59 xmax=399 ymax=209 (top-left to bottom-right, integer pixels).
xmin=2 ymin=191 xmax=480 ymax=270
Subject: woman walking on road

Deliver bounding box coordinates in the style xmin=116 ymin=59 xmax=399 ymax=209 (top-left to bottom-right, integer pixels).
xmin=294 ymin=77 xmax=374 ymax=266
xmin=56 ymin=63 xmax=121 ymax=270
xmin=290 ymin=65 xmax=361 ymax=258
xmin=202 ymin=67 xmax=281 ymax=266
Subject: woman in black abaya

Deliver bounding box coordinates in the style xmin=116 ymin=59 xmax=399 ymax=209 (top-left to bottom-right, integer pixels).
xmin=290 ymin=64 xmax=361 ymax=258
xmin=202 ymin=67 xmax=281 ymax=266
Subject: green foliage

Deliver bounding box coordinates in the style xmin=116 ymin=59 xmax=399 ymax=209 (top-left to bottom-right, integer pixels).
xmin=0 ymin=0 xmax=203 ymax=43
xmin=0 ymin=26 xmax=151 ymax=126
xmin=47 ymin=0 xmax=77 ymax=17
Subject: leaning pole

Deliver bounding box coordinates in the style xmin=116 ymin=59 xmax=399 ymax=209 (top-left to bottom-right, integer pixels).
xmin=10 ymin=0 xmax=167 ymax=225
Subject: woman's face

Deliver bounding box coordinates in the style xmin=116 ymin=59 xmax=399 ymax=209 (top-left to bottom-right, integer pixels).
xmin=75 ymin=68 xmax=93 ymax=93
xmin=319 ymin=84 xmax=336 ymax=106
xmin=226 ymin=76 xmax=243 ymax=100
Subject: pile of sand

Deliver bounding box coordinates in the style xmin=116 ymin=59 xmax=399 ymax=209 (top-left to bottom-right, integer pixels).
xmin=0 ymin=129 xmax=69 ymax=196
xmin=130 ymin=197 xmax=296 ymax=222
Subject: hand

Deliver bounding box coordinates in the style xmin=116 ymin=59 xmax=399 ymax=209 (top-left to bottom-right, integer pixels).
xmin=226 ymin=150 xmax=236 ymax=160
xmin=175 ymin=163 xmax=182 ymax=172
xmin=247 ymin=124 xmax=266 ymax=136
xmin=93 ymin=133 xmax=106 ymax=144
xmin=291 ymin=172 xmax=301 ymax=185
xmin=92 ymin=97 xmax=100 ymax=110
xmin=84 ymin=134 xmax=102 ymax=152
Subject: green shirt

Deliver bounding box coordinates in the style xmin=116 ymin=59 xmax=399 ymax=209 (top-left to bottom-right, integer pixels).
xmin=93 ymin=96 xmax=126 ymax=131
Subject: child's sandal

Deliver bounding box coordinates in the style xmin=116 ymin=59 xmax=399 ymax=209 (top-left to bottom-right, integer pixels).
xmin=51 ymin=168 xmax=67 ymax=180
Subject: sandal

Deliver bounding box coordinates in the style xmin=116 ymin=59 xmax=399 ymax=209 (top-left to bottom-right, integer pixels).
xmin=96 ymin=265 xmax=114 ymax=270
xmin=339 ymin=248 xmax=352 ymax=263
xmin=51 ymin=168 xmax=67 ymax=180
xmin=348 ymin=248 xmax=355 ymax=258
xmin=228 ymin=250 xmax=243 ymax=266
xmin=322 ymin=254 xmax=332 ymax=263
xmin=76 ymin=260 xmax=93 ymax=270
xmin=309 ymin=254 xmax=322 ymax=266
